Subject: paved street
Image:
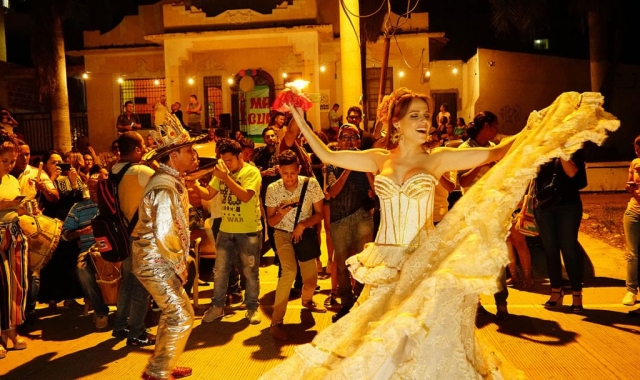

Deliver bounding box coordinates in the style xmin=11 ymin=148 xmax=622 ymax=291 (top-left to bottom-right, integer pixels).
xmin=2 ymin=194 xmax=639 ymax=379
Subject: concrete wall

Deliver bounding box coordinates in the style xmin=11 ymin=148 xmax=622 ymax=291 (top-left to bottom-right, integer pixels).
xmin=83 ymin=48 xmax=165 ymax=150
xmin=584 ymin=162 xmax=631 ymax=192
xmin=163 ymin=0 xmax=318 ymax=31
xmin=474 ymin=48 xmax=591 ymax=135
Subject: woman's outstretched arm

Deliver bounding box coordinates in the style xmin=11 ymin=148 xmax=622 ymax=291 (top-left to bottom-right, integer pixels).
xmin=289 ymin=106 xmax=385 ymax=173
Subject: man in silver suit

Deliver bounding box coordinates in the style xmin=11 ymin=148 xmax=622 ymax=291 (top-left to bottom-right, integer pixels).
xmin=133 ymin=114 xmax=205 ymax=380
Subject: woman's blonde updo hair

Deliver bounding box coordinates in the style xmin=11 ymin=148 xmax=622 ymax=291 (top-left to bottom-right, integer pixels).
xmin=374 ymin=87 xmax=433 ymax=150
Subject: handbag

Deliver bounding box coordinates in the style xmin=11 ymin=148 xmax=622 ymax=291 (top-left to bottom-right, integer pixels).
xmin=514 ymin=181 xmax=539 ymax=237
xmin=535 ymin=159 xmax=562 ymax=209
xmin=292 ymin=178 xmax=322 ymax=262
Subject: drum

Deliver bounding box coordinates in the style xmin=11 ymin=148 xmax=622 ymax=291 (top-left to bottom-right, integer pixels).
xmin=18 ymin=214 xmax=63 ymax=272
xmin=88 ymin=246 xmax=122 ymax=305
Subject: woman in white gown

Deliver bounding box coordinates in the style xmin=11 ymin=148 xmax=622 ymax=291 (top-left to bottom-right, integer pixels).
xmin=262 ymin=89 xmax=619 ymax=379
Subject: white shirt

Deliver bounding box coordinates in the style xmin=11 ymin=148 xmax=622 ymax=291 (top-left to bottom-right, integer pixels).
xmin=16 ymin=165 xmax=56 ymax=201
xmin=265 ymin=176 xmax=324 ymax=232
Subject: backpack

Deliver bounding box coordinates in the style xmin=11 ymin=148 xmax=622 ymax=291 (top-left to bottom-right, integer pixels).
xmin=91 ymin=162 xmax=139 ymax=262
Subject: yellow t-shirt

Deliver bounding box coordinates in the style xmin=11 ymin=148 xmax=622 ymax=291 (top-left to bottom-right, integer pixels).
xmin=211 ymin=163 xmax=262 ymax=233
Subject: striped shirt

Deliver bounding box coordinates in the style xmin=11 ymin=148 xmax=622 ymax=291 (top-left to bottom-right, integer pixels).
xmin=63 ymin=199 xmax=99 ymax=252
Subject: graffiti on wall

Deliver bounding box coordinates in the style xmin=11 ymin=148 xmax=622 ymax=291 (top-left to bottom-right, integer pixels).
xmin=499 ymin=104 xmax=522 ymax=130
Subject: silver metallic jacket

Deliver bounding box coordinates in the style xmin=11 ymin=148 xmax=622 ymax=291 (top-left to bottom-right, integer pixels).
xmin=132 ymin=164 xmax=190 ymax=276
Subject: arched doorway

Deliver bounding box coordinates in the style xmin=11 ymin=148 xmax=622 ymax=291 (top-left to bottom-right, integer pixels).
xmin=230 ymin=69 xmax=276 ymax=137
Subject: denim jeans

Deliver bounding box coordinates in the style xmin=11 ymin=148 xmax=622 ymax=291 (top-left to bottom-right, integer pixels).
xmin=623 ymin=209 xmax=640 ymax=294
xmin=113 ymin=256 xmax=151 ymax=338
xmin=330 ymin=208 xmax=374 ymax=310
xmin=76 ymin=254 xmax=109 ymax=317
xmin=535 ymin=201 xmax=584 ymax=291
xmin=272 ymin=230 xmax=318 ymax=324
xmin=211 ymin=231 xmax=262 ymax=311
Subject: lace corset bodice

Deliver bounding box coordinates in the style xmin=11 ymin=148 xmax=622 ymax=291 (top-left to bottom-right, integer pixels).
xmin=374 ymin=173 xmax=437 ymax=246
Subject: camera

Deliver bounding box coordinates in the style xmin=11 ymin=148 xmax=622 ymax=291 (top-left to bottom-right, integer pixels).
xmin=57 ymin=163 xmax=72 ymax=171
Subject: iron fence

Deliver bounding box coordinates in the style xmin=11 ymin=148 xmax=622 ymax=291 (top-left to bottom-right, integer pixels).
xmin=13 ymin=112 xmax=89 ymax=154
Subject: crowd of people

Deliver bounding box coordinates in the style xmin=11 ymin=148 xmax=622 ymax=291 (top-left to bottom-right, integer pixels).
xmin=0 ymin=88 xmax=627 ymax=378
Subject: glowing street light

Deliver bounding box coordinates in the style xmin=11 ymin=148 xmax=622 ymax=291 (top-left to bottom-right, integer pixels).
xmin=117 ymin=77 xmax=124 ymax=84
xmin=282 ymin=72 xmax=288 ymax=79
xmin=320 ymin=65 xmax=326 ymax=73
xmin=452 ymin=68 xmax=458 ymax=74
xmin=398 ymin=71 xmax=405 ymax=78
xmin=82 ymin=72 xmax=89 ymax=80
xmin=187 ymin=77 xmax=195 ymax=85
xmin=227 ymin=77 xmax=234 ymax=85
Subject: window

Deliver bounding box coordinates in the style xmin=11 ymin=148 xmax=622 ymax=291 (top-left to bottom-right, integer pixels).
xmin=119 ymin=78 xmax=166 ymax=129
xmin=533 ymin=39 xmax=549 ymax=50
xmin=204 ymin=76 xmax=222 ymax=129
xmin=366 ymin=67 xmax=393 ymax=122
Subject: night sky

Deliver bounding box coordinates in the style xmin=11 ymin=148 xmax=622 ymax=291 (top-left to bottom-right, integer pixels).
xmin=3 ymin=0 xmax=639 ymax=66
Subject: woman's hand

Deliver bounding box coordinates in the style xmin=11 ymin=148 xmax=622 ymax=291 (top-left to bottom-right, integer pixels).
xmin=68 ymin=167 xmax=79 ymax=187
xmin=292 ymin=223 xmax=306 ymax=243
xmin=50 ymin=166 xmax=61 ymax=181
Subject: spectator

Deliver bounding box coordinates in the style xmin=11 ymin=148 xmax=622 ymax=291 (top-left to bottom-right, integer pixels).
xmin=171 ymin=102 xmax=186 ymax=127
xmin=38 ymin=150 xmax=86 ymax=310
xmin=328 ymin=103 xmax=341 ymax=130
xmin=116 ymin=101 xmax=142 ymax=132
xmin=325 ymin=124 xmax=375 ymax=322
xmin=186 ymin=95 xmax=203 ymax=132
xmin=62 ymin=165 xmax=109 ymax=330
xmin=345 ymin=106 xmax=376 ymax=150
xmin=265 ymin=149 xmax=325 ymax=341
xmin=0 ymin=132 xmax=28 ymax=357
xmin=458 ymin=111 xmax=509 ymax=319
xmin=535 ymin=150 xmax=588 ymax=313
xmin=0 ymin=109 xmax=18 ymax=136
xmin=151 ymin=95 xmax=169 ymax=128
xmin=194 ymin=139 xmax=264 ymax=326
xmin=436 ymin=103 xmax=451 ymax=126
xmin=622 ymin=135 xmax=640 ymax=307
xmin=239 ymin=137 xmax=255 ymax=164
xmin=111 ymin=132 xmax=157 ymax=347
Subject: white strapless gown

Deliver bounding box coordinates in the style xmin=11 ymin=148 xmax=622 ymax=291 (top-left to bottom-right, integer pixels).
xmin=260 ymin=92 xmax=620 ymax=379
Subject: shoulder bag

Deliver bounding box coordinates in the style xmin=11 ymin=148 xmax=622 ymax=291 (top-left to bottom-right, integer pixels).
xmin=514 ymin=181 xmax=539 ymax=237
xmin=535 ymin=159 xmax=562 ymax=209
xmin=292 ymin=177 xmax=322 ymax=262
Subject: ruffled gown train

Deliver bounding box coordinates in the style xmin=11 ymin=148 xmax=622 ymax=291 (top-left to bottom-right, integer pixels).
xmin=261 ymin=92 xmax=620 ymax=379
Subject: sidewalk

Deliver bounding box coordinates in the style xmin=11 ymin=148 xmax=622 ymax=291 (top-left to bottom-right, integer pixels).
xmin=2 ymin=231 xmax=638 ymax=379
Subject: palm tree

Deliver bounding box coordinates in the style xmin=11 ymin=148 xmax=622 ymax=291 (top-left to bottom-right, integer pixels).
xmin=28 ymin=0 xmax=75 ymax=153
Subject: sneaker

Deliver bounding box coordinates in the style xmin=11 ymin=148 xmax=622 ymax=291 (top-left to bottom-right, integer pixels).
xmin=622 ymin=291 xmax=637 ymax=306
xmin=246 ymin=310 xmax=261 ymax=325
xmin=126 ymin=332 xmax=156 ymax=347
xmin=323 ymin=294 xmax=339 ymax=308
xmin=269 ymin=323 xmax=288 ymax=341
xmin=171 ymin=367 xmax=193 ymax=378
xmin=302 ymin=300 xmax=327 ymax=313
xmin=95 ymin=315 xmax=109 ymax=330
xmin=112 ymin=328 xmax=129 ymax=339
xmin=202 ymin=306 xmax=224 ymax=323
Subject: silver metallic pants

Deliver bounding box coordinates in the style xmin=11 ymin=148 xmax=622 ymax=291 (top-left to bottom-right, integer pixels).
xmin=136 ymin=265 xmax=194 ymax=379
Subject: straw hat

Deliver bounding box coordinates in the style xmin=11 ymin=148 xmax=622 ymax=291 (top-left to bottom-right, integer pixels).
xmin=143 ymin=113 xmax=206 ymax=162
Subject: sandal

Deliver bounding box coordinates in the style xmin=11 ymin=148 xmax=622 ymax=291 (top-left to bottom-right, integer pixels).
xmin=544 ymin=288 xmax=564 ymax=308
xmin=522 ymin=270 xmax=534 ymax=290
xmin=1 ymin=329 xmax=27 ymax=350
xmin=571 ymin=291 xmax=584 ymax=313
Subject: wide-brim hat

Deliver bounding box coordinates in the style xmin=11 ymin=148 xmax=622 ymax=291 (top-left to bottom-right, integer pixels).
xmin=143 ymin=114 xmax=207 ymax=162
